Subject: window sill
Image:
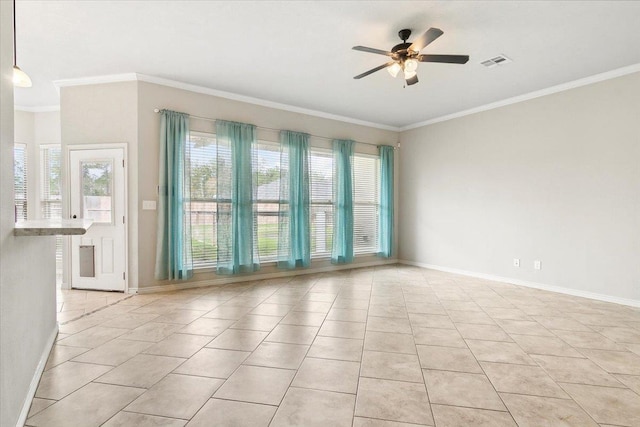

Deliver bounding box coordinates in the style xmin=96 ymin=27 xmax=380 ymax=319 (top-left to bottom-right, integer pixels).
xmin=192 ymin=252 xmax=380 ymax=273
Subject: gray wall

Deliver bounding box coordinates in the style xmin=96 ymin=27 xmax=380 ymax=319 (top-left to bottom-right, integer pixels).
xmin=399 ymin=72 xmax=640 ymax=303
xmin=0 ymin=2 xmax=57 ymax=426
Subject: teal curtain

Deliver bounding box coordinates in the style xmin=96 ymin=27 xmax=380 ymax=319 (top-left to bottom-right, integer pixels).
xmin=155 ymin=110 xmax=193 ymax=280
xmin=378 ymin=145 xmax=394 ymax=258
xmin=278 ymin=131 xmax=311 ymax=268
xmin=331 ymin=139 xmax=354 ymax=264
xmin=216 ymin=120 xmax=259 ymax=274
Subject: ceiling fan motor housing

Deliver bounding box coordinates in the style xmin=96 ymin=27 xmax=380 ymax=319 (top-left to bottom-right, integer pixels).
xmin=391 ymin=43 xmax=412 ymax=54
xmin=392 ymin=29 xmax=417 ymax=61
xmin=398 ymin=28 xmax=412 ymax=42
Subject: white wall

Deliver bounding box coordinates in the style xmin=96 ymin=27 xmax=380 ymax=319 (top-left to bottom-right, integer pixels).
xmin=0 ymin=3 xmax=58 ymax=426
xmin=399 ymin=72 xmax=640 ymax=304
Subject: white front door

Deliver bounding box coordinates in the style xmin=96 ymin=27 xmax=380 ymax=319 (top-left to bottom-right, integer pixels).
xmin=69 ymin=147 xmax=126 ymax=291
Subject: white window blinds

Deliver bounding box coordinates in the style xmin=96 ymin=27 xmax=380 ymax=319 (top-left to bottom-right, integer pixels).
xmin=14 ymin=143 xmax=27 ymax=221
xmin=185 ymin=131 xmax=383 ymax=268
xmin=40 ymin=145 xmax=62 ymax=219
xmin=253 ymin=141 xmax=281 ymax=261
xmin=40 ymin=145 xmax=63 ymax=283
xmin=309 ymin=147 xmax=334 ymax=257
xmin=353 ymin=154 xmax=380 ymax=254
xmin=186 ymin=132 xmax=218 ymax=267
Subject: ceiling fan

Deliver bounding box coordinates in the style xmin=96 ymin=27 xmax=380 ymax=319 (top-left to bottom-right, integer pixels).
xmin=353 ymin=28 xmax=469 ymax=86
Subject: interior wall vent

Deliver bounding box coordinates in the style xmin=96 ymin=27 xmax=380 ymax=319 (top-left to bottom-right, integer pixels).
xmin=481 ymin=54 xmax=512 ymax=68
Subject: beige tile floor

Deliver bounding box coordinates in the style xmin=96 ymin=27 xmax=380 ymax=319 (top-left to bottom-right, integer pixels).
xmin=28 ymin=265 xmax=640 ymax=426
xmin=57 ymin=289 xmax=131 ymax=323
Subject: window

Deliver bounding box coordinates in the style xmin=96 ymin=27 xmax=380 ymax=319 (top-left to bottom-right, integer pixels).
xmin=186 ymin=132 xmax=220 ymax=267
xmin=187 ymin=134 xmax=283 ymax=267
xmin=309 ymin=147 xmax=333 ymax=257
xmin=185 ymin=131 xmax=382 ymax=269
xmin=81 ymin=161 xmax=113 ymax=223
xmin=14 ymin=143 xmax=27 ymax=221
xmin=353 ymin=154 xmax=380 ymax=254
xmin=40 ymin=145 xmax=62 ymax=219
xmin=41 ymin=145 xmax=63 ymax=283
xmin=253 ymin=141 xmax=281 ymax=261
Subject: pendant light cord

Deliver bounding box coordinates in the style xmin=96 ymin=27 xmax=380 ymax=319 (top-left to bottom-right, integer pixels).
xmin=13 ymin=0 xmax=17 ymax=66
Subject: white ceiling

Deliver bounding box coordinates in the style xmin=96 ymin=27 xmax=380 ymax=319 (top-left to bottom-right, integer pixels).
xmin=13 ymin=1 xmax=640 ymax=128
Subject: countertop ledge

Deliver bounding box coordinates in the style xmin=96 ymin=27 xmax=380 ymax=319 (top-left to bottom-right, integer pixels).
xmin=14 ymin=219 xmax=94 ymax=236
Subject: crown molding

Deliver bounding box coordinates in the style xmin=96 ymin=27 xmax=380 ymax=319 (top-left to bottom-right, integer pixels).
xmin=135 ymin=74 xmax=401 ymax=132
xmin=52 ymin=72 xmax=401 ymax=132
xmin=53 ymin=73 xmax=139 ymax=89
xmin=400 ymin=62 xmax=640 ymax=131
xmin=42 ymin=63 xmax=640 ymax=132
xmin=14 ymin=105 xmax=60 ymax=113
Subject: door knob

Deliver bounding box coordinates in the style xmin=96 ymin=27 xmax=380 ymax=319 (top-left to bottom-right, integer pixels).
xmin=72 ymin=215 xmax=77 ymax=219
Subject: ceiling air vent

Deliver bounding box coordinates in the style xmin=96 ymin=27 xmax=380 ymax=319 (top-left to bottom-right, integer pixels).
xmin=481 ymin=54 xmax=512 ymax=68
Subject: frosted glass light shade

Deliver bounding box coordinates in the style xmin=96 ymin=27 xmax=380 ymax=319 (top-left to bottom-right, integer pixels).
xmin=404 ymin=58 xmax=418 ymax=73
xmin=404 ymin=69 xmax=417 ymax=79
xmin=13 ymin=66 xmax=32 ymax=88
xmin=387 ymin=62 xmax=401 ymax=78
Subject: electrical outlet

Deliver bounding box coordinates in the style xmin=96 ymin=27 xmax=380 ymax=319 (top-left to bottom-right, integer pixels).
xmin=513 ymin=258 xmax=520 ymax=267
xmin=534 ymin=260 xmax=542 ymax=270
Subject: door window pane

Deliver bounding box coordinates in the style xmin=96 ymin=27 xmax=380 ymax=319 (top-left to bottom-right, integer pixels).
xmin=81 ymin=161 xmax=113 ymax=223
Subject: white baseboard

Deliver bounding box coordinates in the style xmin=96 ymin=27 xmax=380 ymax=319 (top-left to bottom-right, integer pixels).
xmin=399 ymin=260 xmax=640 ymax=308
xmin=16 ymin=324 xmax=59 ymax=427
xmin=131 ymin=259 xmax=398 ymax=294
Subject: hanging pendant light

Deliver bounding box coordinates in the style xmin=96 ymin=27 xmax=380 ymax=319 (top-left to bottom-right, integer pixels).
xmin=12 ymin=0 xmax=32 ymax=88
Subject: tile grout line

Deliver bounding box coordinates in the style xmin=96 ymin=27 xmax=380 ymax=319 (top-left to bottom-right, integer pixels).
xmin=407 ymin=269 xmax=436 ymax=426
xmin=31 ymin=266 xmax=640 ymax=426
xmin=444 ymin=277 xmax=519 ymax=426
xmin=351 ymin=271 xmax=373 ymax=425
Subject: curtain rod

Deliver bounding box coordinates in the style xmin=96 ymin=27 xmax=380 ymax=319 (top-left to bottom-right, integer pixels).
xmin=153 ymin=109 xmax=397 ymax=149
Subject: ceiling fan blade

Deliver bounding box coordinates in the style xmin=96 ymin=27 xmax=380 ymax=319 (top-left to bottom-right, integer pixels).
xmin=418 ymin=54 xmax=469 ymax=64
xmin=406 ymin=74 xmax=419 ymax=86
xmin=352 ymin=46 xmax=393 ymax=57
xmin=354 ymin=61 xmax=396 ymax=79
xmin=409 ymin=27 xmax=444 ymax=52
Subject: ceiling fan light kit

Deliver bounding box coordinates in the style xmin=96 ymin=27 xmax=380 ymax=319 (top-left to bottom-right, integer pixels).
xmin=353 ymin=27 xmax=469 ymax=87
xmin=404 ymin=58 xmax=418 ymax=73
xmin=387 ymin=62 xmax=402 ymax=78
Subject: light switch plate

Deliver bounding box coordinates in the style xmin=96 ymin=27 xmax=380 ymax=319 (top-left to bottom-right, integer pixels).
xmin=142 ymin=200 xmax=157 ymax=210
